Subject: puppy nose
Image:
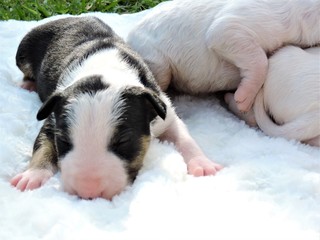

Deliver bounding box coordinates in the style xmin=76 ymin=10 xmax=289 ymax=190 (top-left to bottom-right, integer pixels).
xmin=70 ymin=178 xmax=105 ymax=199
xmin=77 ymin=190 xmax=102 ymax=200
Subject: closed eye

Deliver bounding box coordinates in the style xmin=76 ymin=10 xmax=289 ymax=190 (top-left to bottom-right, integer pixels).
xmin=110 ymin=129 xmax=138 ymax=161
xmin=56 ymin=135 xmax=72 ymax=157
xmin=112 ymin=130 xmax=133 ymax=149
xmin=116 ymin=134 xmax=132 ymax=146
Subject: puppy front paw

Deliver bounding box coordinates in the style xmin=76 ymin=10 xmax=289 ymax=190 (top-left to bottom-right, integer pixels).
xmin=10 ymin=169 xmax=53 ymax=191
xmin=187 ymin=157 xmax=223 ymax=177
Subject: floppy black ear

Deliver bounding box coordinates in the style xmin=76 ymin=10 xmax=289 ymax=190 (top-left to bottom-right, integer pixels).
xmin=36 ymin=93 xmax=63 ymax=121
xmin=122 ymin=86 xmax=167 ymax=120
xmin=142 ymin=90 xmax=167 ymax=120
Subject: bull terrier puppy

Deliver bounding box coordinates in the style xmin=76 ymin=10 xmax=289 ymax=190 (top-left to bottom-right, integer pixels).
xmin=225 ymin=46 xmax=320 ymax=146
xmin=127 ymin=0 xmax=319 ymax=112
xmin=11 ymin=17 xmax=222 ymax=200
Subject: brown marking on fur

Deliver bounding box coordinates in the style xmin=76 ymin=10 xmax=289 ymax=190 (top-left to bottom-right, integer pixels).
xmin=29 ymin=134 xmax=58 ymax=173
xmin=19 ymin=63 xmax=35 ymax=83
xmin=19 ymin=62 xmax=37 ymax=91
xmin=127 ymin=135 xmax=150 ymax=182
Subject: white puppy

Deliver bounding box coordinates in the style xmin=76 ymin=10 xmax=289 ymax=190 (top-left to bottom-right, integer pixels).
xmin=225 ymin=46 xmax=320 ymax=146
xmin=127 ymin=0 xmax=320 ymax=112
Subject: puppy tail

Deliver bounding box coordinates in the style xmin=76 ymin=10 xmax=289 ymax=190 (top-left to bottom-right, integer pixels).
xmin=254 ymin=90 xmax=320 ymax=142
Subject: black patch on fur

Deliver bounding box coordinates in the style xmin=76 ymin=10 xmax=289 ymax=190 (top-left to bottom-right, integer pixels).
xmin=16 ymin=29 xmax=55 ymax=83
xmin=68 ymin=75 xmax=110 ymax=97
xmin=37 ymin=94 xmax=64 ymax=121
xmin=37 ymin=75 xmax=110 ymax=158
xmin=33 ymin=115 xmax=56 ymax=152
xmin=109 ymin=90 xmax=152 ymax=160
xmin=54 ymin=75 xmax=110 ymax=158
xmin=17 ymin=16 xmax=167 ymax=183
xmin=54 ymin=113 xmax=73 ymax=158
xmin=16 ymin=16 xmax=122 ymax=102
xmin=110 ymin=87 xmax=166 ymax=174
xmin=32 ymin=115 xmax=59 ymax=169
xmin=110 ymin=98 xmax=150 ymax=162
xmin=36 ymin=98 xmax=74 ymax=159
xmin=37 ymin=75 xmax=109 ymax=120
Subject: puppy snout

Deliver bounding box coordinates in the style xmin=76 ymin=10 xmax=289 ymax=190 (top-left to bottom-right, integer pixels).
xmin=77 ymin=189 xmax=103 ymax=200
xmin=66 ymin=178 xmax=105 ymax=200
xmin=60 ymin=157 xmax=129 ymax=200
xmin=74 ymin=187 xmax=118 ymax=201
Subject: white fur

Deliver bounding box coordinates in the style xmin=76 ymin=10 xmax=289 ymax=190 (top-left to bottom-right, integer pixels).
xmin=127 ymin=0 xmax=320 ymax=112
xmin=59 ymin=46 xmax=184 ymax=142
xmin=58 ymin=43 xmax=192 ymax=146
xmin=12 ymin=20 xmax=218 ymax=198
xmin=11 ymin=9 xmax=231 ymax=199
xmin=57 ymin=48 xmax=148 ymax=199
xmin=60 ymin=90 xmax=128 ymax=199
xmin=59 ymin=47 xmax=176 ymax=140
xmin=58 ymin=48 xmax=144 ymax=91
xmin=2 ymin=10 xmax=320 ymax=240
xmin=56 ymin=48 xmax=181 ymax=199
xmin=226 ymin=46 xmax=320 ymax=146
xmin=254 ymin=46 xmax=320 ymax=146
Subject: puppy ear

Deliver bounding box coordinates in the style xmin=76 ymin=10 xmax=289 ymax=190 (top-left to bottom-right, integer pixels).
xmin=123 ymin=87 xmax=167 ymax=120
xmin=142 ymin=90 xmax=167 ymax=120
xmin=36 ymin=93 xmax=63 ymax=121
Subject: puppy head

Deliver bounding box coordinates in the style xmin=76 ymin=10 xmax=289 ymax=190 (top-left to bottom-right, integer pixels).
xmin=37 ymin=75 xmax=166 ymax=200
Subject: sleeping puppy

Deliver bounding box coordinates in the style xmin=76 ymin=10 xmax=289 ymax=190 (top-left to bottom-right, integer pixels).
xmin=10 ymin=17 xmax=222 ymax=200
xmin=127 ymin=0 xmax=320 ymax=112
xmin=225 ymin=46 xmax=320 ymax=146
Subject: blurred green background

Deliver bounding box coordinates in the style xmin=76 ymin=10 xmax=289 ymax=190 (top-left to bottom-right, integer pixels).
xmin=0 ymin=0 xmax=167 ymax=20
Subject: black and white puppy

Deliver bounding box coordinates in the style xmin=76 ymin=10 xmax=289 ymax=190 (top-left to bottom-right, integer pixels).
xmin=11 ymin=17 xmax=222 ymax=200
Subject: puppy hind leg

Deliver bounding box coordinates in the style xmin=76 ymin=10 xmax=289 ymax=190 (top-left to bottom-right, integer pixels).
xmin=11 ymin=117 xmax=58 ymax=191
xmin=21 ymin=77 xmax=37 ymax=92
xmin=304 ymin=136 xmax=320 ymax=147
xmin=17 ymin=59 xmax=37 ymax=92
xmin=224 ymin=92 xmax=257 ymax=127
xmin=206 ymin=17 xmax=268 ymax=112
xmin=234 ymin=54 xmax=267 ymax=113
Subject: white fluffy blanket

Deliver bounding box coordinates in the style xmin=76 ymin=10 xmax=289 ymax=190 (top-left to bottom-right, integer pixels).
xmin=0 ymin=2 xmax=319 ymax=240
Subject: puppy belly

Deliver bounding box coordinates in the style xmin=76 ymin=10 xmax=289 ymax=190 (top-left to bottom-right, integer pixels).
xmin=169 ymin=59 xmax=240 ymax=94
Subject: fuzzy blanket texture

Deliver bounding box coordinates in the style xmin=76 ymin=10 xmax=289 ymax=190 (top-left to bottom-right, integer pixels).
xmin=0 ymin=2 xmax=319 ymax=240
